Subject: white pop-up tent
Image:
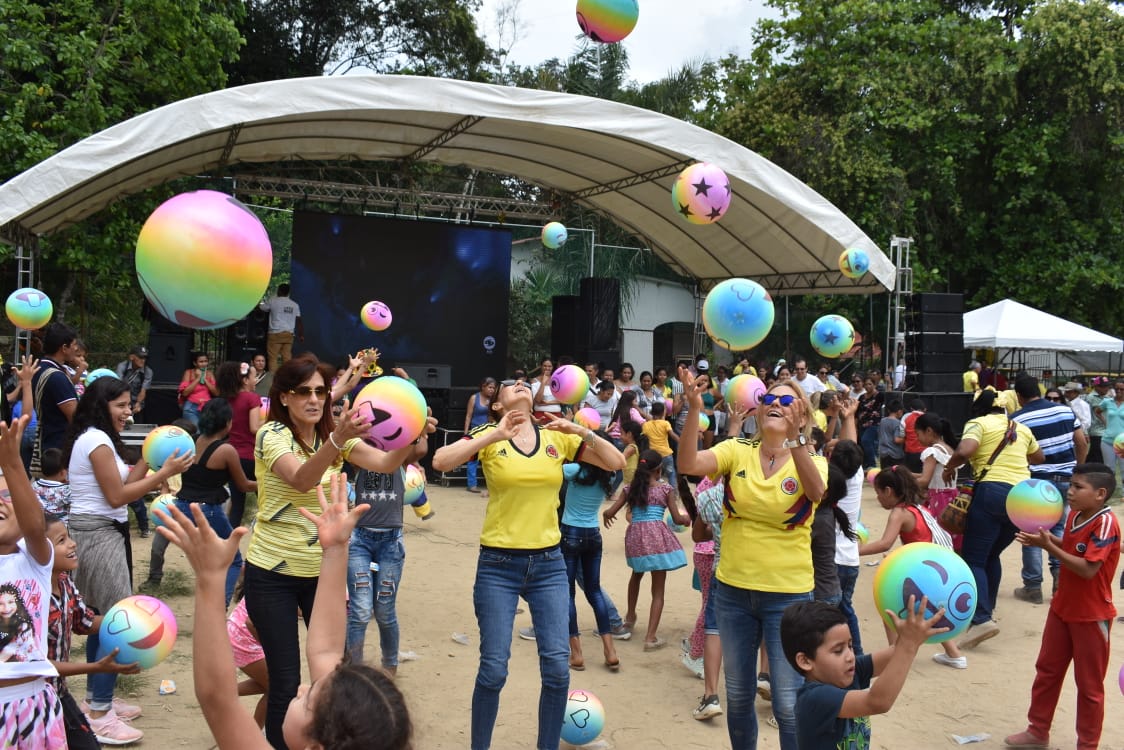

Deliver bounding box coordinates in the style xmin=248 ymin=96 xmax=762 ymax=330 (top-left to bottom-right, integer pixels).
xmin=963 ymin=299 xmax=1124 ymax=352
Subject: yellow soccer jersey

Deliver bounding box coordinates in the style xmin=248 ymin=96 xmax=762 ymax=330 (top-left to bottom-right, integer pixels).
xmin=961 ymin=413 xmax=1039 ymax=486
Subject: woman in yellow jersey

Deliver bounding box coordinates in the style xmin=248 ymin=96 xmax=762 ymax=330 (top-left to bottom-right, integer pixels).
xmin=678 ymin=372 xmax=827 ymax=750
xmin=243 ymin=354 xmax=434 ymax=749
xmin=433 ymin=378 xmax=624 ymax=750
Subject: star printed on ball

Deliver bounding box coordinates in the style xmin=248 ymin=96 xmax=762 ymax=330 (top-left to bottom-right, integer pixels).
xmin=671 ymin=163 xmax=732 ymax=225
xmin=810 ymin=314 xmax=855 ymax=359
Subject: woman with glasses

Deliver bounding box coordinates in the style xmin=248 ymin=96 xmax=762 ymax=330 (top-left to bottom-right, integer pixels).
xmin=678 ymin=374 xmax=827 ymax=750
xmin=244 ymin=353 xmax=435 ymax=749
xmin=433 ymin=378 xmax=624 ymax=750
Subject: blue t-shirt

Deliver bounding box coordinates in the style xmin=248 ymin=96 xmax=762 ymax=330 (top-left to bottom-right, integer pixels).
xmin=560 ymin=463 xmax=607 ymax=528
xmin=795 ymin=653 xmax=874 ymax=750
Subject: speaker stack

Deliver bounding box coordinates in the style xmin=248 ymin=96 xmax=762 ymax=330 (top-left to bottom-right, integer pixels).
xmin=905 ymin=293 xmax=965 ymax=392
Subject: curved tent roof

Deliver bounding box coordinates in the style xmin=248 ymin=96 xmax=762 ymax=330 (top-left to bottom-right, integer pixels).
xmin=964 ymin=299 xmax=1124 ymax=352
xmin=0 ymin=75 xmax=892 ymax=295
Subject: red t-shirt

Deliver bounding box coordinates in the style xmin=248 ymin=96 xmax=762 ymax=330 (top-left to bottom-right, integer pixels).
xmin=903 ymin=411 xmax=924 ymax=454
xmin=228 ymin=390 xmax=263 ymax=461
xmin=899 ymin=504 xmax=932 ymax=545
xmin=1051 ymin=506 xmax=1121 ymax=622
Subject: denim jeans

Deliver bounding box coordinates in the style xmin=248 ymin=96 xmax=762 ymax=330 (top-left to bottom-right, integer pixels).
xmin=714 ymin=580 xmax=811 ymax=750
xmin=149 ymin=500 xmax=241 ymax=604
xmin=346 ymin=527 xmax=405 ymax=668
xmin=860 ymin=425 xmax=879 ymax=469
xmin=572 ymin=562 xmax=623 ymax=631
xmin=181 ymin=400 xmax=201 ymax=427
xmin=1021 ymin=480 xmax=1068 ymax=587
xmin=660 ymin=453 xmax=677 ymax=487
xmin=561 ymin=524 xmax=612 ymax=637
xmin=836 ymin=564 xmax=863 ymax=655
xmin=472 ymin=546 xmax=569 ymax=750
xmin=960 ymin=480 xmax=1017 ymax=625
xmin=244 ymin=563 xmax=318 ymax=749
xmin=227 ymin=457 xmax=256 ymax=527
xmin=128 ymin=499 xmax=148 ymax=533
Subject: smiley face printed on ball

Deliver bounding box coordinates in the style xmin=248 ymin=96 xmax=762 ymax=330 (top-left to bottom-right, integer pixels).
xmin=549 ymin=364 xmax=587 ymax=404
xmin=872 ymin=542 xmax=977 ymax=644
xmin=1007 ymin=478 xmax=1065 ymax=533
xmin=98 ymin=595 xmax=178 ymax=669
xmin=351 ymin=376 xmax=428 ymax=451
xmin=702 ymin=278 xmax=775 ymax=351
xmin=838 ymin=247 xmax=871 ymax=279
xmin=725 ymin=374 xmax=766 ymax=413
xmin=361 ymin=301 xmax=392 ymax=332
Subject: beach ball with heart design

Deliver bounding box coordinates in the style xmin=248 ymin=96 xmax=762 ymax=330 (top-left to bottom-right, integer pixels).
xmin=98 ymin=595 xmax=178 ymax=669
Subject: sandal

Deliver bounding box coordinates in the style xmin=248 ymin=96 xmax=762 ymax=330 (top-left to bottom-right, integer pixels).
xmin=604 ymin=658 xmax=620 ymax=672
xmin=569 ymin=659 xmax=585 ymax=671
xmin=643 ymin=637 xmax=666 ymax=652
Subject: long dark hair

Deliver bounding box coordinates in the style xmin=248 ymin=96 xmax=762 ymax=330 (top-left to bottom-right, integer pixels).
xmin=215 ymin=361 xmax=247 ymax=399
xmin=914 ymin=412 xmax=960 ymax=449
xmin=63 ymin=376 xmax=130 ymax=466
xmin=570 ymin=457 xmax=613 ymax=497
xmin=610 ymin=390 xmax=638 ymax=425
xmin=625 ymin=449 xmax=664 ymax=510
xmin=874 ymin=464 xmax=926 ymax=506
xmin=267 ymin=353 xmax=337 ymax=456
xmin=676 ymin=475 xmax=698 ymax=522
xmin=824 ymin=464 xmax=856 ymax=541
xmin=970 ymin=389 xmax=1006 ymax=417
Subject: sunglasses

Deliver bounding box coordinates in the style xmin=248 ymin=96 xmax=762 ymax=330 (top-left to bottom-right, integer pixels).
xmin=1046 ymin=396 xmax=1062 ymax=402
xmin=500 ymin=379 xmax=518 ymax=387
xmin=0 ymin=489 xmax=9 ymax=504
xmin=759 ymin=393 xmax=797 ymax=406
xmin=287 ymin=386 xmax=328 ymax=399
xmin=818 ymin=371 xmax=829 ymax=376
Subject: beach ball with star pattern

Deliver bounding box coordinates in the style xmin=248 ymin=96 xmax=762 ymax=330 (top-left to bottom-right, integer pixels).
xmin=810 ymin=314 xmax=855 ymax=359
xmin=671 ymin=163 xmax=731 ymax=225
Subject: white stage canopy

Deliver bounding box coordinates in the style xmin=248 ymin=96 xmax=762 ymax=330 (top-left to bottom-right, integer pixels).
xmin=964 ymin=299 xmax=1124 ymax=352
xmin=0 ymin=75 xmax=891 ymax=295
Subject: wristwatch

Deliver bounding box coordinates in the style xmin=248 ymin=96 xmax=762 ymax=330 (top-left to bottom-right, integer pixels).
xmin=782 ymin=435 xmax=807 ymax=449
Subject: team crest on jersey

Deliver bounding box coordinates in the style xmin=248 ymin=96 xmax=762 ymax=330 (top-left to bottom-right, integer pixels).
xmin=546 ymin=445 xmax=559 ymax=458
xmin=1076 ymin=542 xmax=1087 ymax=553
xmin=781 ymin=477 xmax=798 ymax=495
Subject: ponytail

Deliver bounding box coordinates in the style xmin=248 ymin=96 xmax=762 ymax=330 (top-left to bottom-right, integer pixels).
xmin=824 ymin=464 xmax=855 ymax=541
xmin=873 ymin=465 xmax=925 ymax=506
xmin=915 ymin=412 xmax=960 ymax=449
xmin=626 ymin=449 xmax=664 ymax=510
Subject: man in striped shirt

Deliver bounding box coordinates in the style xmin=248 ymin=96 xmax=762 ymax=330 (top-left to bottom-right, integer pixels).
xmin=1011 ymin=374 xmax=1089 ymax=603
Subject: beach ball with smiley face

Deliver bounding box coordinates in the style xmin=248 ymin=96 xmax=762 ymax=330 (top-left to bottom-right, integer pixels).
xmin=873 ymin=542 xmax=976 ymax=644
xmin=98 ymin=595 xmax=178 ymax=669
xmin=352 ymin=376 xmax=428 ymax=451
xmin=361 ymin=300 xmax=392 ymax=332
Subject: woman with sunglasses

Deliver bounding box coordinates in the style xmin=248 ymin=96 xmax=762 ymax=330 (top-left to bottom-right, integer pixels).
xmin=244 ymin=353 xmax=435 ymax=749
xmin=433 ymin=378 xmax=624 ymax=750
xmin=678 ymin=373 xmax=826 ymax=750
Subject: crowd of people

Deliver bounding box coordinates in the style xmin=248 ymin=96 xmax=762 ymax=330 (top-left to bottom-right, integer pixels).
xmin=0 ymin=331 xmax=1119 ymax=750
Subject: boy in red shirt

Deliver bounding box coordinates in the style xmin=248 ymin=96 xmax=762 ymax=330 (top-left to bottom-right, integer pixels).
xmin=1004 ymin=462 xmax=1121 ymax=750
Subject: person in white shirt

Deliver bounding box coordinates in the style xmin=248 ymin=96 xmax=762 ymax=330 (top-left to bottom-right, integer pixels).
xmin=259 ymin=283 xmax=303 ymax=370
xmin=1062 ymin=382 xmax=1092 ymax=434
xmin=790 ymin=359 xmax=826 ymax=396
xmin=581 ymin=381 xmax=619 ymax=430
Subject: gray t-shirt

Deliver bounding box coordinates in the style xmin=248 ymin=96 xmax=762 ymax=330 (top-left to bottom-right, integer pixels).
xmin=811 ymin=502 xmax=840 ymax=602
xmin=878 ymin=415 xmax=905 ymax=460
xmin=353 ymin=467 xmax=405 ymax=529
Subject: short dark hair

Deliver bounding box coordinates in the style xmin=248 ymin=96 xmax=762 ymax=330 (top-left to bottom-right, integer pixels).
xmin=596 ymin=381 xmax=615 ymax=393
xmin=781 ymin=601 xmax=848 ymax=675
xmin=42 ymin=322 xmax=77 ymax=355
xmin=1072 ymin=462 xmax=1116 ymax=498
xmin=40 ymin=448 xmax=64 ymax=478
xmin=906 ymin=397 xmax=926 ymax=412
xmin=829 ymin=440 xmax=864 ymax=478
xmin=277 ymin=283 xmax=290 ymax=296
xmin=885 ymin=398 xmax=904 ymax=414
xmin=1013 ymin=374 xmax=1040 ymax=400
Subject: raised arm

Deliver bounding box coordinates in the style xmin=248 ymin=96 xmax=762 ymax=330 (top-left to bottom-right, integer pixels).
xmin=0 ymin=417 xmax=50 ymax=564
xmin=677 ymin=368 xmax=719 ymax=477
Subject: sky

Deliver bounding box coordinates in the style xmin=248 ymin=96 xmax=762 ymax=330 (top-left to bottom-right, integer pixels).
xmin=474 ymin=0 xmax=778 ymax=84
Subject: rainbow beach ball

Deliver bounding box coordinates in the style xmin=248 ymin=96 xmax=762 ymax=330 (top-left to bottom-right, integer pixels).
xmin=810 ymin=314 xmax=855 ymax=359
xmin=576 ymin=0 xmax=638 ymax=43
xmin=702 ymin=278 xmax=775 ymax=351
xmin=1113 ymin=433 xmax=1124 ymax=458
xmin=352 ymin=377 xmax=428 ymax=452
xmin=698 ymin=413 xmax=711 ymax=431
xmin=142 ymin=425 xmax=195 ymax=470
xmin=672 ymin=162 xmax=732 ymax=225
xmin=866 ymin=467 xmax=880 ymax=485
xmin=136 ymin=190 xmax=273 ymax=329
xmin=98 ymin=595 xmax=178 ymax=669
xmin=574 ymin=407 xmax=601 ymax=431
xmin=838 ymin=247 xmax=871 ymax=279
xmin=726 ymin=374 xmax=766 ymax=412
xmin=5 ymin=288 xmax=52 ymax=330
xmin=549 ymin=364 xmax=587 ymax=404
xmin=361 ymin=300 xmax=392 ymax=332
xmin=560 ymin=688 xmax=605 ymax=746
xmin=403 ymin=463 xmax=426 ymax=505
xmin=541 ymin=222 xmax=568 ymax=249
xmin=1007 ymin=478 xmax=1064 ymax=533
xmin=855 ymin=521 xmax=870 ymax=544
xmin=150 ymin=494 xmax=178 ymax=528
xmin=872 ymin=542 xmax=977 ymax=644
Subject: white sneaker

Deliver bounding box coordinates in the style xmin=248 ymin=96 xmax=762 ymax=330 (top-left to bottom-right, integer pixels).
xmin=932 ymin=652 xmax=968 ymax=669
xmin=87 ymin=709 xmax=143 ymax=745
xmin=517 ymin=626 xmax=536 ymax=641
xmin=693 ymin=694 xmax=722 ymax=720
xmin=681 ymin=652 xmax=704 ymax=679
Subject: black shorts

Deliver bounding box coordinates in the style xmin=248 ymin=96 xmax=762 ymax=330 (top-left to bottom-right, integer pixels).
xmin=59 ymin=690 xmax=100 ymax=750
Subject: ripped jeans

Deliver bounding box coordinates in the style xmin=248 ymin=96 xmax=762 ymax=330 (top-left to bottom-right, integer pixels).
xmin=346 ymin=526 xmax=405 ymax=668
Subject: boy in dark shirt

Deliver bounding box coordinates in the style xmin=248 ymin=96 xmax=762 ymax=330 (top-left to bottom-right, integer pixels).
xmin=781 ymin=597 xmax=947 ymax=749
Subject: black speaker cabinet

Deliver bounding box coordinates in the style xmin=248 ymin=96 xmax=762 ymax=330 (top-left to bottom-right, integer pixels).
xmin=551 ymin=296 xmax=582 ymax=361
xmin=908 ymin=293 xmax=964 ymax=315
xmin=906 ymin=332 xmax=965 ymax=354
xmin=911 ymin=351 xmax=967 ymax=373
xmin=579 ymin=278 xmax=620 ymax=352
xmin=913 ymin=372 xmax=965 ymax=393
xmin=888 ymin=390 xmax=973 ymax=436
xmin=146 ymin=332 xmax=193 ymax=385
xmin=143 ymin=387 xmax=182 ymax=426
xmin=587 ymin=349 xmax=621 ymax=371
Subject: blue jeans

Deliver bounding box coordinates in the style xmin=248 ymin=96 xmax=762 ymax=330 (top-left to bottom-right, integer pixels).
xmin=128 ymin=499 xmax=148 ymax=533
xmin=1022 ymin=480 xmax=1068 ymax=587
xmin=715 ymin=581 xmax=811 ymax=750
xmin=860 ymin=425 xmax=879 ymax=469
xmin=181 ymin=400 xmax=201 ymax=427
xmin=472 ymin=546 xmax=569 ymax=750
xmin=660 ymin=454 xmax=676 ymax=487
xmin=176 ymin=500 xmax=241 ymax=604
xmin=836 ymin=564 xmax=863 ymax=655
xmin=346 ymin=527 xmax=405 ymax=668
xmin=467 ymin=458 xmax=481 ymax=489
xmin=961 ymin=480 xmax=1017 ymax=625
xmin=561 ymin=524 xmax=612 ymax=637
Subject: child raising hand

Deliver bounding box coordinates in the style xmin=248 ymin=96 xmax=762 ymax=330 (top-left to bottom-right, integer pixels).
xmin=155 ymin=473 xmax=413 ymax=750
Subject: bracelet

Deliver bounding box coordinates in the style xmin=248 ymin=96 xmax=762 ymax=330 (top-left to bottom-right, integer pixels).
xmin=328 ymin=433 xmax=342 ymax=451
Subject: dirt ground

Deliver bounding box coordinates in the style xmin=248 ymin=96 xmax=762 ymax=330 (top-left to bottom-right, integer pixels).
xmin=106 ymin=483 xmax=1124 ymax=749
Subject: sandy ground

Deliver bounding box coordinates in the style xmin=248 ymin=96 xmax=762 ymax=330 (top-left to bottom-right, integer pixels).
xmin=105 ymin=483 xmax=1124 ymax=750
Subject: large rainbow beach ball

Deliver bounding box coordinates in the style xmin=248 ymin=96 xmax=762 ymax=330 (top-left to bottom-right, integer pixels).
xmin=702 ymin=278 xmax=775 ymax=351
xmin=810 ymin=314 xmax=855 ymax=359
xmin=150 ymin=494 xmax=178 ymax=528
xmin=872 ymin=542 xmax=976 ymax=644
xmin=576 ymin=0 xmax=638 ymax=43
xmin=550 ymin=364 xmax=588 ymax=404
xmin=361 ymin=301 xmax=392 ymax=332
xmin=560 ymin=688 xmax=605 ymax=746
xmin=1006 ymin=478 xmax=1064 ymax=533
xmin=5 ymin=288 xmax=52 ymax=330
xmin=725 ymin=374 xmax=766 ymax=412
xmin=403 ymin=463 xmax=426 ymax=505
xmin=352 ymin=377 xmax=428 ymax=451
xmin=541 ymin=222 xmax=568 ymax=249
xmin=574 ymin=407 xmax=601 ymax=431
xmin=142 ymin=425 xmax=195 ymax=470
xmin=98 ymin=595 xmax=178 ymax=669
xmin=838 ymin=248 xmax=870 ymax=279
xmin=672 ymin=163 xmax=732 ymax=225
xmin=136 ymin=190 xmax=273 ymax=330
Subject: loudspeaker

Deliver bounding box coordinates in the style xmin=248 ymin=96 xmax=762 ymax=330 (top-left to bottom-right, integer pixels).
xmin=906 ymin=332 xmax=964 ymax=354
xmin=420 ymin=388 xmax=451 ymax=428
xmin=551 ymin=296 xmax=582 ymax=361
xmin=908 ymin=293 xmax=964 ymax=315
xmin=587 ymin=349 xmax=620 ymax=371
xmin=400 ymin=364 xmax=452 ymax=390
xmin=907 ymin=312 xmax=964 ymax=334
xmin=580 ymin=278 xmax=620 ymax=352
xmin=911 ymin=351 xmax=966 ymax=374
xmin=226 ymin=308 xmax=268 ymax=358
xmin=913 ymin=372 xmax=964 ymax=392
xmin=143 ymin=387 xmax=182 ymax=426
xmin=146 ymin=332 xmax=192 ymax=385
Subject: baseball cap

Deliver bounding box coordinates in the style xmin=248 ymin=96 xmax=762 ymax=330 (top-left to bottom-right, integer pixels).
xmin=1061 ymin=381 xmax=1083 ymax=393
xmin=1092 ymin=376 xmax=1110 ymax=387
xmin=697 ymin=359 xmax=710 ymax=372
xmin=130 ymin=345 xmax=148 ymax=357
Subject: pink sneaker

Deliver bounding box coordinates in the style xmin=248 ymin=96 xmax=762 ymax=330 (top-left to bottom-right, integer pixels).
xmin=87 ymin=709 xmax=143 ymax=745
xmin=81 ymin=698 xmax=143 ymax=722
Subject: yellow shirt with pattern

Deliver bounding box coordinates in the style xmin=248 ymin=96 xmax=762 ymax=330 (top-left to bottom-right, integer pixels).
xmin=710 ymin=438 xmax=828 ymax=593
xmin=468 ymin=423 xmax=584 ymax=549
xmin=246 ymin=421 xmax=359 ymax=578
xmin=961 ymin=413 xmax=1039 ymax=486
